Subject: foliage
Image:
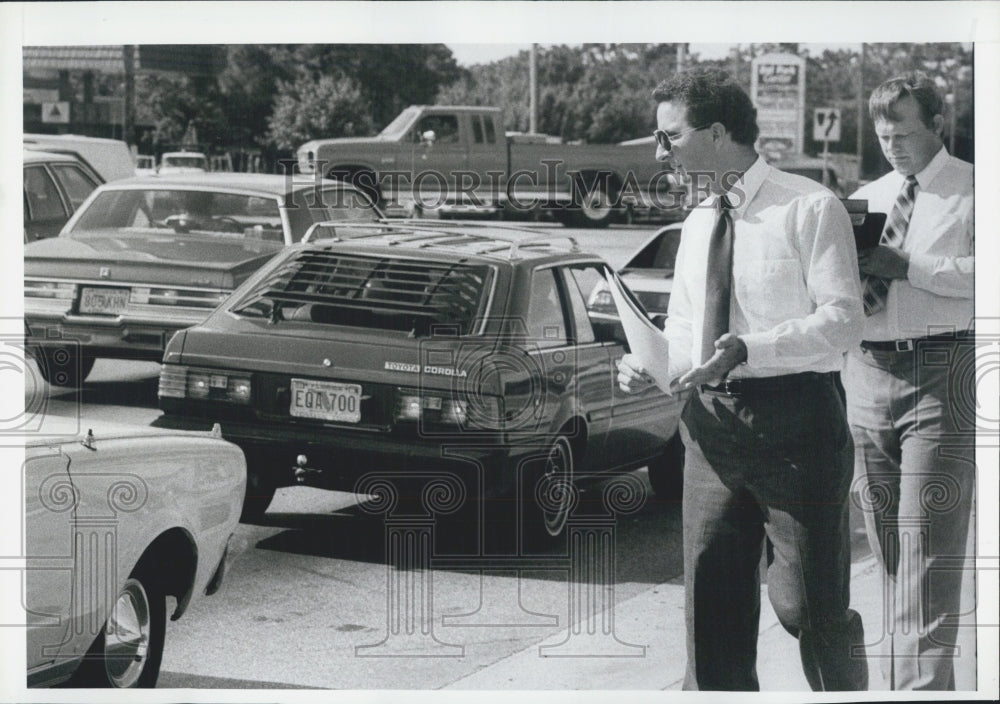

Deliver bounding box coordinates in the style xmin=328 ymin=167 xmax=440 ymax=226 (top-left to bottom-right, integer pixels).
xmin=267 ymin=73 xmax=374 ymax=150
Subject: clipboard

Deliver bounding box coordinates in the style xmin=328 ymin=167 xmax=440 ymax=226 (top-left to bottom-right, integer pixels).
xmin=841 ymin=199 xmax=887 ymax=251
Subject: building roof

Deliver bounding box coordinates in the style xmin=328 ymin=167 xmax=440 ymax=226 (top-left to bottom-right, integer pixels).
xmin=23 ymin=45 xmax=225 ymax=75
xmin=23 ymin=46 xmax=135 ymax=73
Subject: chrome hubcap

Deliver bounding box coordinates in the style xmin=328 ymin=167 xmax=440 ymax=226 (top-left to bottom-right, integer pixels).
xmin=581 ymin=187 xmax=612 ymax=221
xmin=104 ymin=579 xmax=151 ymax=688
xmin=542 ymin=438 xmax=574 ymax=536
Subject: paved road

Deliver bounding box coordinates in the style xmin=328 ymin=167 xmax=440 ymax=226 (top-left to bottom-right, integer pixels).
xmin=16 ymin=222 xmax=980 ymax=691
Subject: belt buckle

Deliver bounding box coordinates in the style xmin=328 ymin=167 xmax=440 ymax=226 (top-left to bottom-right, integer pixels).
xmin=894 ymin=339 xmax=914 ymax=352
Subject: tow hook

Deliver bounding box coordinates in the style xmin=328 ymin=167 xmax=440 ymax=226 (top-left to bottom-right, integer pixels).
xmin=293 ymin=454 xmax=320 ymax=484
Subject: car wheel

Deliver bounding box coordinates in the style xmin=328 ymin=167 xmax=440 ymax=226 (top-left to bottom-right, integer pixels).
xmin=522 ymin=435 xmax=576 ymax=547
xmin=33 ymin=346 xmax=95 ymax=387
xmin=647 ymin=431 xmax=685 ymax=498
xmin=69 ymin=567 xmax=166 ymax=688
xmin=569 ymin=178 xmax=615 ymax=228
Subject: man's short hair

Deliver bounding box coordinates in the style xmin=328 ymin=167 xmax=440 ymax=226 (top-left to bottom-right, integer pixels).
xmin=868 ymin=71 xmax=944 ymax=128
xmin=652 ymin=68 xmax=759 ymax=147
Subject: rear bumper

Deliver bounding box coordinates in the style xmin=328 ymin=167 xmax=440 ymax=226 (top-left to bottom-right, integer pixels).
xmin=25 ymin=309 xmax=202 ymax=358
xmin=153 ymin=411 xmax=536 ymax=497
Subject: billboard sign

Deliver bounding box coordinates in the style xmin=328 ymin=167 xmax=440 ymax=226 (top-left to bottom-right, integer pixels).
xmin=751 ymin=53 xmax=806 ymax=157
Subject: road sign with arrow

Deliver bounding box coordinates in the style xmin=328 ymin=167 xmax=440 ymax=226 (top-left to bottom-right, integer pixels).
xmin=813 ymin=108 xmax=841 ymax=142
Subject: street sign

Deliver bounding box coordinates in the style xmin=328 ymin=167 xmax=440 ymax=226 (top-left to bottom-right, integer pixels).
xmin=41 ymin=101 xmax=70 ymax=124
xmin=752 ymin=53 xmax=807 ymax=156
xmin=813 ymin=108 xmax=841 ymax=142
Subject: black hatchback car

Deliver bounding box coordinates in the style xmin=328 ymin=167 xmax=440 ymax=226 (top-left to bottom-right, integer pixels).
xmin=156 ymin=222 xmax=686 ymax=541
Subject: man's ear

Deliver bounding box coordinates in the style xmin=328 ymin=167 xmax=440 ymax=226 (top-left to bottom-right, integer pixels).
xmin=710 ymin=121 xmax=728 ymax=148
xmin=931 ymin=113 xmax=945 ymax=137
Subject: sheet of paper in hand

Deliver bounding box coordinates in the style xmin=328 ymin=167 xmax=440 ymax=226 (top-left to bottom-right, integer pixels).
xmin=604 ymin=269 xmax=674 ymax=394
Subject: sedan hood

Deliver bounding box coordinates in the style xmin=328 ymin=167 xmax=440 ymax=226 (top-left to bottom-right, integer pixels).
xmin=25 ymin=234 xmax=283 ymax=287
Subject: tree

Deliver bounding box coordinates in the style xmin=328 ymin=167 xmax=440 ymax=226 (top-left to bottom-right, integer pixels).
xmin=267 ymin=73 xmax=375 ymax=150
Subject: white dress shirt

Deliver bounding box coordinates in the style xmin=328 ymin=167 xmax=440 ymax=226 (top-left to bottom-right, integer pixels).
xmin=850 ymin=146 xmax=974 ymax=340
xmin=663 ymin=156 xmax=864 ymax=381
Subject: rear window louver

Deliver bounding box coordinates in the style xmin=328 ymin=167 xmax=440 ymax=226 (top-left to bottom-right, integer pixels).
xmin=232 ymin=250 xmax=492 ymax=335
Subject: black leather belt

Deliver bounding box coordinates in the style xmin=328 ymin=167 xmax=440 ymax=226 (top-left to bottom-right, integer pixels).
xmin=700 ymin=371 xmax=833 ymax=396
xmin=860 ymin=331 xmax=973 ymax=353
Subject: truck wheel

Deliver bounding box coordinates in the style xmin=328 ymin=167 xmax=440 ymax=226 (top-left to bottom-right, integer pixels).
xmin=33 ymin=346 xmax=96 ymax=387
xmin=647 ymin=431 xmax=685 ymax=498
xmin=567 ymin=177 xmax=617 ymax=228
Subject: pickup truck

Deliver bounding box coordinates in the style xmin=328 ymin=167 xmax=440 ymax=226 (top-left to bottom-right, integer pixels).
xmin=297 ymin=105 xmax=682 ymax=227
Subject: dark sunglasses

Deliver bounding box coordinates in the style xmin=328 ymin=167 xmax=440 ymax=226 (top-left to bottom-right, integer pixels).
xmin=653 ymin=124 xmax=710 ymax=151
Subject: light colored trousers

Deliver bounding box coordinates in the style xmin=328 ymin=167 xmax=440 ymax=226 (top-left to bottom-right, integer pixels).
xmin=844 ymin=340 xmax=977 ymax=691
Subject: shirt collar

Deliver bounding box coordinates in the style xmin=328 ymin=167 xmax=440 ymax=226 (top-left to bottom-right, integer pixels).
xmin=913 ymin=145 xmax=949 ymax=189
xmin=718 ymin=156 xmax=769 ymax=217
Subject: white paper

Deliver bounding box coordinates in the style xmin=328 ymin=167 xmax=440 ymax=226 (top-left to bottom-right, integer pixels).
xmin=604 ymin=270 xmax=674 ymax=394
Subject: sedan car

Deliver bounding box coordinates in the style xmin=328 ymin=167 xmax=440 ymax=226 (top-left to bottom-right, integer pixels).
xmin=24 ymin=173 xmax=383 ymax=386
xmin=155 ymin=222 xmax=688 ymax=540
xmin=24 ymin=149 xmax=103 ymax=243
xmin=26 ymin=417 xmax=245 ymax=688
xmin=158 ymin=151 xmax=208 ymax=174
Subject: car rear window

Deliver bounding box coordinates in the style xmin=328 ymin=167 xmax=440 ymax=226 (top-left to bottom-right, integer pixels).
xmin=231 ymin=250 xmax=494 ymax=336
xmin=67 ymin=188 xmax=285 ymax=241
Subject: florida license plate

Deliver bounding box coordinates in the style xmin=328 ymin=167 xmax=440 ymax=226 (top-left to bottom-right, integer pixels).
xmin=289 ymin=378 xmax=361 ymax=423
xmin=79 ymin=287 xmax=130 ymax=315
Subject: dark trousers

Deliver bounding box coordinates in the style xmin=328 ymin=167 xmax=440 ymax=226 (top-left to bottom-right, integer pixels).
xmin=844 ymin=343 xmax=976 ymax=690
xmin=679 ymin=372 xmax=868 ymax=691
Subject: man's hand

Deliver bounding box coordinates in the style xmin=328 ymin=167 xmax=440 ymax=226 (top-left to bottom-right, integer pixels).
xmin=674 ymin=333 xmax=748 ymax=391
xmin=617 ymin=354 xmax=656 ymax=394
xmin=858 ymin=245 xmax=909 ymax=280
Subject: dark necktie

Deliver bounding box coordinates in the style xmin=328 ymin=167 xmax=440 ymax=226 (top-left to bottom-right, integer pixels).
xmin=863 ymin=175 xmax=918 ymax=316
xmin=701 ymin=194 xmax=734 ymax=364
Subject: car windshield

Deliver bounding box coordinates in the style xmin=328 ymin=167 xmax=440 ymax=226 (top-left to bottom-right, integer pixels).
xmin=230 ymin=249 xmax=493 ymax=336
xmin=378 ymin=106 xmax=421 ymax=139
xmin=163 ymin=155 xmax=207 ymax=169
xmin=67 ymin=188 xmax=286 ymax=241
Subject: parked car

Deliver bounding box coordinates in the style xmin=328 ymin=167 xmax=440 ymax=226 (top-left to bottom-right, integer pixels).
xmin=134 ymin=155 xmax=157 ymax=177
xmin=24 ymin=133 xmax=136 ymax=183
xmin=158 ymin=151 xmax=209 ymax=174
xmin=155 ymin=222 xmax=688 ymax=536
xmin=23 ymin=148 xmax=103 ymax=243
xmin=26 ymin=417 xmax=245 ymax=688
xmin=24 ymin=173 xmax=383 ymax=387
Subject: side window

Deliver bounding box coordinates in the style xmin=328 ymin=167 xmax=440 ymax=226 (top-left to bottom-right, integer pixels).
xmin=24 ymin=166 xmax=67 ymax=220
xmin=484 ymin=116 xmax=497 ymax=144
xmin=50 ymin=164 xmax=99 ymax=211
xmin=417 ymin=115 xmax=460 ymax=144
xmin=560 ymin=265 xmax=599 ymax=345
xmin=527 ymin=268 xmax=569 ymax=348
xmin=471 ymin=116 xmax=484 ymax=144
xmin=566 ymin=263 xmax=627 ymax=344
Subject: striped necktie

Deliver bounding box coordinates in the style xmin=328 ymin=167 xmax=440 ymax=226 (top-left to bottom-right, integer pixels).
xmin=863 ymin=175 xmax=918 ymax=316
xmin=701 ymin=194 xmax=734 ymax=364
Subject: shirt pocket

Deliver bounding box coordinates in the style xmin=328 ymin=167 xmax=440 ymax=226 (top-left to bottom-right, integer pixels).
xmin=734 ymin=258 xmax=810 ymax=328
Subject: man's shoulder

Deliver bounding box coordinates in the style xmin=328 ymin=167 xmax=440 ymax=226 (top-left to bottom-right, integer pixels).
xmin=761 ymin=167 xmax=842 ymax=211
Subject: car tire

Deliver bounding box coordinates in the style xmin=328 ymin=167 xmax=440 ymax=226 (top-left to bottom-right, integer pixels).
xmin=33 ymin=346 xmax=95 ymax=387
xmin=647 ymin=431 xmax=685 ymax=498
xmin=68 ymin=565 xmax=166 ymax=688
xmin=520 ymin=434 xmax=576 ymax=549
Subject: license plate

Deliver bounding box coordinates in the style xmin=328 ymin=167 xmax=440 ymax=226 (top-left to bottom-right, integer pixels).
xmin=79 ymin=287 xmax=130 ymax=315
xmin=289 ymin=378 xmax=361 ymax=423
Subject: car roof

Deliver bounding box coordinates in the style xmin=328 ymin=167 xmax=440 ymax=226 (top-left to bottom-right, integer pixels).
xmin=99 ymin=172 xmax=358 ymax=196
xmin=301 ymin=221 xmax=599 ymax=265
xmin=23 ymin=147 xmax=81 ymax=164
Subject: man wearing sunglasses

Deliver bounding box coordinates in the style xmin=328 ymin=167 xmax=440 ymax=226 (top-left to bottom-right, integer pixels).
xmin=618 ymin=68 xmax=867 ymax=691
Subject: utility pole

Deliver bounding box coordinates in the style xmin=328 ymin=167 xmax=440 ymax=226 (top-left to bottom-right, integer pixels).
xmin=123 ymin=45 xmax=136 ymax=148
xmin=677 ymin=43 xmax=686 ymax=72
xmin=856 ymin=43 xmax=865 ymax=186
xmin=529 ymin=44 xmax=538 ymax=134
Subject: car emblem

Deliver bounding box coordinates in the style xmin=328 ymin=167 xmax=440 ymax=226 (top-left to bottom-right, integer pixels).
xmin=99 ymin=266 xmax=111 ymax=279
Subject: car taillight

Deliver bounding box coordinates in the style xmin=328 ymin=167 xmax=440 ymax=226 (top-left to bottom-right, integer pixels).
xmin=158 ymin=365 xmax=251 ymax=404
xmin=24 ymin=281 xmax=76 ymax=299
xmin=133 ymin=287 xmax=227 ymax=308
xmin=394 ymin=389 xmax=502 ymax=430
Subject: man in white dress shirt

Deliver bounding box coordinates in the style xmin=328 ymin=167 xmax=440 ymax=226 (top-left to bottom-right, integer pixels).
xmin=618 ymin=68 xmax=868 ymax=690
xmin=845 ymin=71 xmax=975 ymax=690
